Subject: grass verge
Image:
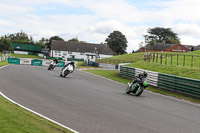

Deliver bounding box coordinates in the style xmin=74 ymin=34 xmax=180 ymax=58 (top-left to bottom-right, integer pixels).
xmin=0 ymin=95 xmax=73 ymax=133
xmin=85 ymin=69 xmax=200 ymax=104
xmin=0 ymin=60 xmax=9 ymax=67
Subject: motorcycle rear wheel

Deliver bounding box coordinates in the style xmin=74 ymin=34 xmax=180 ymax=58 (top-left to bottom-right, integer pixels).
xmin=48 ymin=64 xmax=53 ymax=70
xmin=135 ymin=86 xmax=144 ymax=96
xmin=63 ymin=70 xmax=70 ymax=78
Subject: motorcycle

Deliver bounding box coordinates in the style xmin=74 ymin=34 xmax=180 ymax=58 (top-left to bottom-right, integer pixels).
xmin=47 ymin=61 xmax=57 ymax=70
xmin=126 ymin=77 xmax=148 ymax=96
xmin=60 ymin=64 xmax=74 ymax=78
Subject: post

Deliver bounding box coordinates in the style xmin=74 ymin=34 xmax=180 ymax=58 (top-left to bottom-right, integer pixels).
xmin=177 ymin=55 xmax=179 ymax=66
xmin=171 ymin=54 xmax=173 ymax=65
xmin=160 ymin=54 xmax=162 ymax=64
xmin=156 ymin=53 xmax=158 ymax=63
xmin=183 ymin=55 xmax=185 ymax=66
xmin=165 ymin=54 xmax=167 ymax=65
xmin=191 ymin=56 xmax=193 ymax=68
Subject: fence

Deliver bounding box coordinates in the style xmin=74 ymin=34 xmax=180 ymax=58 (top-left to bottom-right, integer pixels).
xmin=120 ymin=66 xmax=200 ymax=98
xmin=0 ymin=51 xmax=12 ymax=62
xmin=96 ymin=58 xmax=135 ymax=64
xmin=144 ymin=53 xmax=200 ymax=69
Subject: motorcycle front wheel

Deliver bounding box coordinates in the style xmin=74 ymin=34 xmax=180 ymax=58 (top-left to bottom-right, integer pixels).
xmin=126 ymin=87 xmax=131 ymax=94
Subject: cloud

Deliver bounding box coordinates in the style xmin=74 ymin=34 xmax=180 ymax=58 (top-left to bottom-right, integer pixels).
xmin=0 ymin=0 xmax=200 ymax=53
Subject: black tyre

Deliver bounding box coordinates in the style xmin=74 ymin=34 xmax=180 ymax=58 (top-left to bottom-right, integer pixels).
xmin=135 ymin=86 xmax=144 ymax=96
xmin=63 ymin=70 xmax=70 ymax=78
xmin=48 ymin=64 xmax=53 ymax=70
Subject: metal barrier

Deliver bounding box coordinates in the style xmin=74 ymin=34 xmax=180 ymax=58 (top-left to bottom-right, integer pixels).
xmin=120 ymin=66 xmax=200 ymax=98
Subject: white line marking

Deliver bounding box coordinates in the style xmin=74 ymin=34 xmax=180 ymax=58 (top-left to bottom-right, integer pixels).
xmin=0 ymin=92 xmax=79 ymax=133
xmin=0 ymin=65 xmax=79 ymax=133
xmin=80 ymin=69 xmax=200 ymax=107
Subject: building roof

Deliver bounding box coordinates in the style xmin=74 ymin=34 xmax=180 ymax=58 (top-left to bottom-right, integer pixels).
xmin=145 ymin=43 xmax=177 ymax=50
xmin=51 ymin=40 xmax=114 ymax=55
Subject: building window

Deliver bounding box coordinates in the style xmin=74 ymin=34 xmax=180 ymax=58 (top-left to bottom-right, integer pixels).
xmin=68 ymin=51 xmax=72 ymax=54
xmin=177 ymin=46 xmax=181 ymax=50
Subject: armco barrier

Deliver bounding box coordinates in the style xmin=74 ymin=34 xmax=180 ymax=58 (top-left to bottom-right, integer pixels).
xmin=120 ymin=66 xmax=200 ymax=98
xmin=31 ymin=59 xmax=42 ymax=66
xmin=20 ymin=58 xmax=32 ymax=65
xmin=57 ymin=61 xmax=65 ymax=67
xmin=8 ymin=58 xmax=20 ymax=64
xmin=158 ymin=73 xmax=200 ymax=98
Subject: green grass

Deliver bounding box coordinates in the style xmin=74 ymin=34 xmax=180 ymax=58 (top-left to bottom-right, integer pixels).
xmin=0 ymin=95 xmax=73 ymax=133
xmin=11 ymin=54 xmax=41 ymax=59
xmin=76 ymin=61 xmax=98 ymax=69
xmin=0 ymin=60 xmax=9 ymax=67
xmin=85 ymin=70 xmax=200 ymax=103
xmin=98 ymin=51 xmax=200 ymax=80
xmin=127 ymin=61 xmax=200 ymax=80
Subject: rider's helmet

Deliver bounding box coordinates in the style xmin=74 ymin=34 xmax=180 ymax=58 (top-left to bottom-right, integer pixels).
xmin=143 ymin=71 xmax=148 ymax=78
xmin=70 ymin=61 xmax=75 ymax=64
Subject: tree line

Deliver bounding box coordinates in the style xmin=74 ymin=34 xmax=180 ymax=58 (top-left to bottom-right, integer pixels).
xmin=0 ymin=27 xmax=180 ymax=55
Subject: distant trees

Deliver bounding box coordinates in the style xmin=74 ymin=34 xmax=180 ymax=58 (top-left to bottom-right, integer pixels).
xmin=0 ymin=36 xmax=12 ymax=52
xmin=147 ymin=27 xmax=180 ymax=44
xmin=105 ymin=31 xmax=128 ymax=55
xmin=45 ymin=36 xmax=64 ymax=49
xmin=7 ymin=30 xmax=34 ymax=44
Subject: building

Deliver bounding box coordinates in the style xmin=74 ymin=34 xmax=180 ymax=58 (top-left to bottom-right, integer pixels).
xmin=50 ymin=40 xmax=114 ymax=62
xmin=11 ymin=43 xmax=43 ymax=57
xmin=140 ymin=43 xmax=190 ymax=52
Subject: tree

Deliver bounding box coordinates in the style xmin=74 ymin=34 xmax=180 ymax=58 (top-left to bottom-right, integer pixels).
xmin=0 ymin=36 xmax=12 ymax=52
xmin=7 ymin=30 xmax=34 ymax=44
xmin=105 ymin=31 xmax=128 ymax=55
xmin=68 ymin=37 xmax=79 ymax=42
xmin=147 ymin=27 xmax=180 ymax=44
xmin=46 ymin=36 xmax=64 ymax=48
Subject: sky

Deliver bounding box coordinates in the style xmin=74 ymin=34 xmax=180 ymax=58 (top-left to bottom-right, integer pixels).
xmin=1 ymin=0 xmax=200 ymax=53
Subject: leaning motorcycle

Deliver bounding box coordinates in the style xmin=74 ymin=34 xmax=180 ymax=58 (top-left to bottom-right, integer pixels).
xmin=126 ymin=77 xmax=148 ymax=96
xmin=47 ymin=61 xmax=57 ymax=70
xmin=60 ymin=64 xmax=74 ymax=78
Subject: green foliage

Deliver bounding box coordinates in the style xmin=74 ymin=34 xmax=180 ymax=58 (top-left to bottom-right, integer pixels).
xmin=0 ymin=36 xmax=13 ymax=52
xmin=68 ymin=37 xmax=79 ymax=42
xmin=105 ymin=31 xmax=128 ymax=55
xmin=46 ymin=36 xmax=64 ymax=48
xmin=147 ymin=27 xmax=180 ymax=44
xmin=7 ymin=30 xmax=34 ymax=44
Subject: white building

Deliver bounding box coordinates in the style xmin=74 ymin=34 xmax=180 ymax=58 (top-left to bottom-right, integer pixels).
xmin=50 ymin=40 xmax=114 ymax=62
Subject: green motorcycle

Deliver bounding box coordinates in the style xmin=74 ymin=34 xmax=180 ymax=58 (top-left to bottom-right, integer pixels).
xmin=126 ymin=78 xmax=148 ymax=96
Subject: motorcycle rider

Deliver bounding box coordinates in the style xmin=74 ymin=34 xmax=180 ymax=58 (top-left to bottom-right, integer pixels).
xmin=63 ymin=61 xmax=75 ymax=72
xmin=53 ymin=58 xmax=58 ymax=64
xmin=60 ymin=61 xmax=75 ymax=77
xmin=131 ymin=71 xmax=148 ymax=86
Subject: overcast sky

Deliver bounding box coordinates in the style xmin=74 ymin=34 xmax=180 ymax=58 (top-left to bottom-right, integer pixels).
xmin=1 ymin=0 xmax=200 ymax=53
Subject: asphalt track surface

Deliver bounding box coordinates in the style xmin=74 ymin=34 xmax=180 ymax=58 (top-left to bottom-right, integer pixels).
xmin=0 ymin=65 xmax=200 ymax=133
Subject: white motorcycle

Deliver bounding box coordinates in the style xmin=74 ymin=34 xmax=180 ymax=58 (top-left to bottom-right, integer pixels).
xmin=60 ymin=64 xmax=74 ymax=77
xmin=48 ymin=61 xmax=57 ymax=70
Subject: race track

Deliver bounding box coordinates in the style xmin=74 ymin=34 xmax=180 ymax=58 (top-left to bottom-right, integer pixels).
xmin=0 ymin=65 xmax=200 ymax=133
